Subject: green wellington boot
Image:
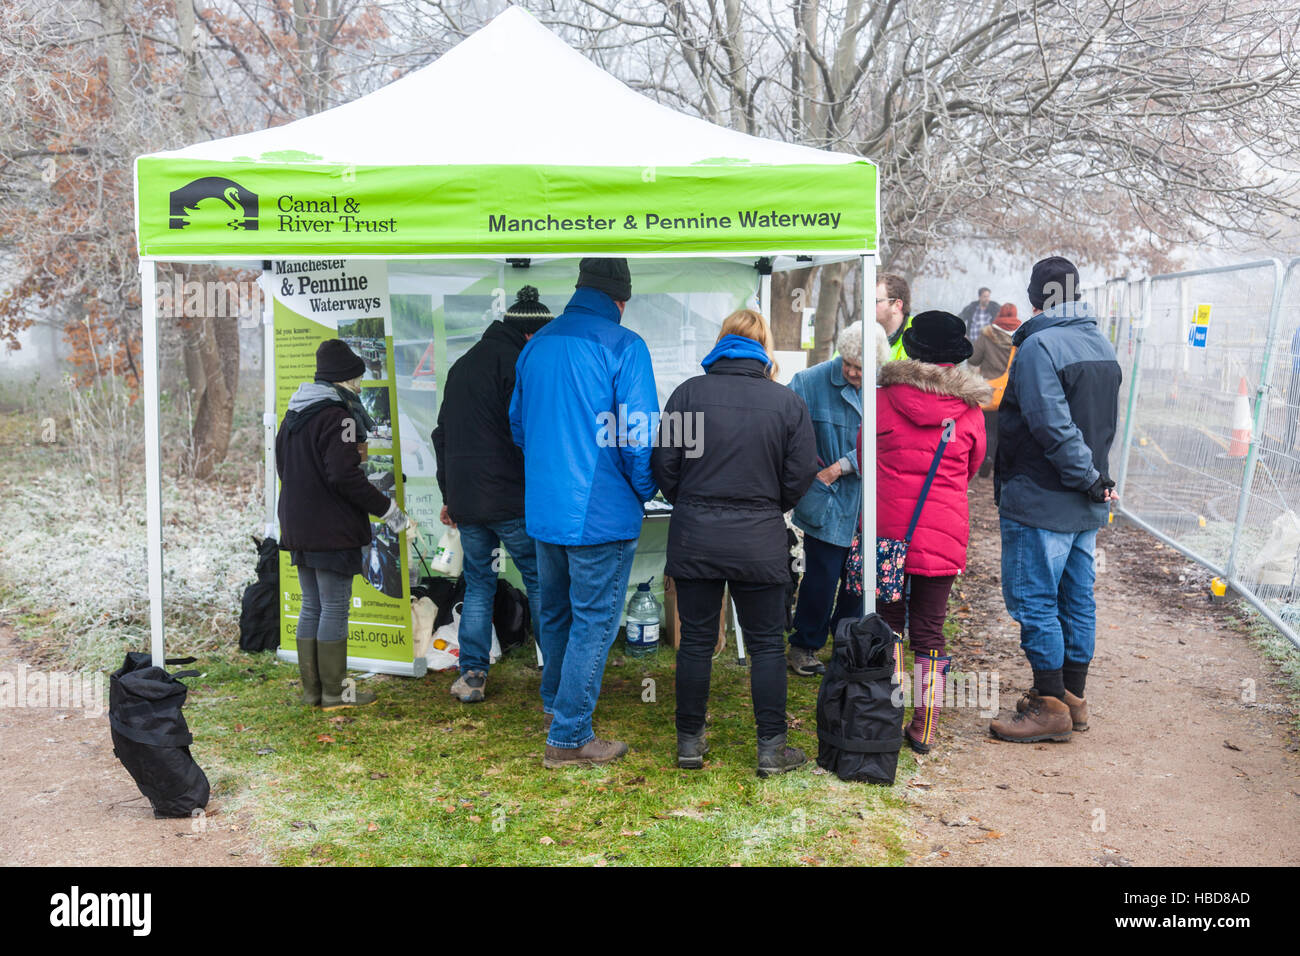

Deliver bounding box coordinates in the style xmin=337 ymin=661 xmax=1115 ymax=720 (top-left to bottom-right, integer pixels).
xmin=318 ymin=639 xmax=377 ymax=711
xmin=298 ymin=637 xmax=322 ymax=706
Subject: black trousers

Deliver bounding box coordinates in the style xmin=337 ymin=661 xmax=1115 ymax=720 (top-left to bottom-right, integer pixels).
xmin=674 ymin=578 xmax=788 ymax=740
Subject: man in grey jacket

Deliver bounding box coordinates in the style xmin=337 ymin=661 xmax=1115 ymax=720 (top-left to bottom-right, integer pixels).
xmin=988 ymin=257 xmax=1121 ymax=743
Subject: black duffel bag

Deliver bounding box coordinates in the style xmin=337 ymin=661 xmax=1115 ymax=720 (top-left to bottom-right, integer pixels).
xmin=493 ymin=580 xmax=531 ymax=654
xmin=239 ymin=535 xmax=280 ymax=653
xmin=109 ymin=652 xmax=210 ymax=819
xmin=816 ymin=613 xmax=905 ymax=785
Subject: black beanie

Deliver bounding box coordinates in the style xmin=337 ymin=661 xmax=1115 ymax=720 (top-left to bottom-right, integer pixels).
xmin=902 ymin=311 xmax=974 ymax=365
xmin=503 ymin=286 xmax=553 ymax=334
xmin=1027 ymin=256 xmax=1081 ymax=310
xmin=576 ymin=257 xmax=632 ymax=301
xmin=315 ymin=338 xmax=366 ymax=383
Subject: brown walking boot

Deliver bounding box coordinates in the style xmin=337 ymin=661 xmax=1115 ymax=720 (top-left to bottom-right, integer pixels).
xmin=989 ymin=691 xmax=1073 ymax=743
xmin=1017 ymin=687 xmax=1088 ymax=730
xmin=543 ymin=737 xmax=629 ymax=769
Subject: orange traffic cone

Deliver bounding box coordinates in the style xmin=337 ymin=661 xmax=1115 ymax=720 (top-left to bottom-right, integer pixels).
xmin=1227 ymin=377 xmax=1252 ymax=458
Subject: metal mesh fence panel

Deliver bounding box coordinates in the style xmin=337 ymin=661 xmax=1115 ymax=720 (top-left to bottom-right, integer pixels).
xmin=1116 ymin=261 xmax=1281 ymax=579
xmin=1231 ymin=259 xmax=1300 ymax=636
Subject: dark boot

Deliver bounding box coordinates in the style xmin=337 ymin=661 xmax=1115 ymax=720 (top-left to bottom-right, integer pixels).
xmin=756 ymin=733 xmax=806 ymax=778
xmin=905 ymin=652 xmax=950 ymax=754
xmin=677 ymin=731 xmax=709 ymax=770
xmin=297 ymin=637 xmax=321 ymax=707
xmin=318 ymin=639 xmax=377 ymax=711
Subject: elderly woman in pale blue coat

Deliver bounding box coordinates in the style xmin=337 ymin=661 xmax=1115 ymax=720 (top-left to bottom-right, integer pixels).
xmin=785 ymin=322 xmax=866 ymax=676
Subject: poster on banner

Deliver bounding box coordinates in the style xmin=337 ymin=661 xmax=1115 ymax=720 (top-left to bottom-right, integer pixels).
xmin=1188 ymin=303 xmax=1211 ymax=349
xmin=271 ymin=258 xmax=417 ymax=674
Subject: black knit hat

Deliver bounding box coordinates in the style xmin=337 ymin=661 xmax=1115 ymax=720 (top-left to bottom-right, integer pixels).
xmin=1027 ymin=256 xmax=1081 ymax=310
xmin=315 ymin=338 xmax=366 ymax=382
xmin=576 ymin=257 xmax=632 ymax=301
xmin=503 ymin=286 xmax=553 ymax=334
xmin=903 ymin=311 xmax=974 ymax=365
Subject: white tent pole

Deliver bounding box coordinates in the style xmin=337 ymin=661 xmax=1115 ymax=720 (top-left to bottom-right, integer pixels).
xmin=140 ymin=260 xmax=166 ymax=664
xmin=260 ymin=267 xmax=277 ymax=536
xmin=860 ymin=255 xmax=876 ymax=605
xmin=759 ymin=270 xmax=772 ymax=317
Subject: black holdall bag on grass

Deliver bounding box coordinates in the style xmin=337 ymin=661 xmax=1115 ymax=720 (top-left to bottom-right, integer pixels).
xmin=109 ymin=652 xmax=211 ymax=819
xmin=239 ymin=535 xmax=280 ymax=653
xmin=815 ymin=613 xmax=906 ymax=785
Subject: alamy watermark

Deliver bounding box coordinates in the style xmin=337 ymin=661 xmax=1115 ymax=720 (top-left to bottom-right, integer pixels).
xmin=596 ymin=405 xmax=704 ymax=458
xmin=0 ymin=665 xmax=105 ymax=718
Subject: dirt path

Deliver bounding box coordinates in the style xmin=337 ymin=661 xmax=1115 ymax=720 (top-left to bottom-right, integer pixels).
xmin=0 ymin=627 xmax=263 ymax=866
xmin=905 ymin=479 xmax=1300 ymax=865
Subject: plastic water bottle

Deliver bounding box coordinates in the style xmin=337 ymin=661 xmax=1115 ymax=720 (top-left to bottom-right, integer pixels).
xmin=624 ymin=578 xmax=662 ymax=657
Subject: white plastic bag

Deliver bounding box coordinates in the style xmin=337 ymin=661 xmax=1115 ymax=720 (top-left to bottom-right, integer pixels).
xmin=424 ymin=603 xmax=501 ymax=672
xmin=430 ymin=527 xmax=463 ymax=577
xmin=411 ymin=596 xmax=437 ymax=659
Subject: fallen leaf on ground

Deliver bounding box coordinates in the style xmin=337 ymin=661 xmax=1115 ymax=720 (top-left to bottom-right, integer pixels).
xmin=366 ymin=822 xmax=379 ymax=832
xmin=539 ymin=836 xmax=555 ymax=845
xmin=316 ymin=734 xmax=334 ymax=743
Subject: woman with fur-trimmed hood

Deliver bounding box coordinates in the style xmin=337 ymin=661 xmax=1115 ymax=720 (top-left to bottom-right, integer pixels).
xmin=859 ymin=311 xmax=990 ymax=754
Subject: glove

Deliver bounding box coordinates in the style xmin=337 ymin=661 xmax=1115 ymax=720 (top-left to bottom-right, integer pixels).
xmin=1086 ymin=476 xmax=1115 ymax=503
xmin=382 ymin=500 xmax=413 ymax=534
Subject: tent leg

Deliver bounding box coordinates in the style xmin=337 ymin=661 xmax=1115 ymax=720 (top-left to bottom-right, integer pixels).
xmin=260 ymin=268 xmax=277 ymax=536
xmin=141 ymin=260 xmax=166 ymax=664
xmin=860 ymin=256 xmax=876 ymax=605
xmin=731 ymin=594 xmax=746 ymax=665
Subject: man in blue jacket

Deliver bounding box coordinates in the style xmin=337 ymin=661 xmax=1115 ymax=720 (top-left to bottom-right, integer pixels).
xmin=989 ymin=256 xmax=1121 ymax=743
xmin=510 ymin=258 xmax=659 ymax=768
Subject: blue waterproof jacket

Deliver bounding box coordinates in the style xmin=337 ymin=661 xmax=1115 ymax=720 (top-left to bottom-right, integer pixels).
xmin=509 ymin=286 xmax=659 ymax=545
xmin=994 ymin=300 xmax=1122 ymax=533
xmin=788 ymin=356 xmax=863 ymax=547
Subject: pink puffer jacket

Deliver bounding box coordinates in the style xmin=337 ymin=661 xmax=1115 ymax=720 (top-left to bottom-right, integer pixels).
xmin=859 ymin=361 xmax=990 ymax=576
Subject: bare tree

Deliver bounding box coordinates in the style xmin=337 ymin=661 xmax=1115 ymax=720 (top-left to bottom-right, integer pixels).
xmin=540 ymin=0 xmax=1300 ymax=283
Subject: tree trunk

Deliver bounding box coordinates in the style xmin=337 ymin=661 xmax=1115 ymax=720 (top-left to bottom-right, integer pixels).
xmin=769 ymin=266 xmax=816 ymax=350
xmin=811 ymin=262 xmax=848 ymax=365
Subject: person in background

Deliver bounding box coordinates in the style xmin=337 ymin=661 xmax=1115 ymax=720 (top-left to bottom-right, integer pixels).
xmin=989 ymin=256 xmax=1121 ymax=743
xmin=277 ymin=339 xmax=414 ymax=711
xmin=510 ymin=258 xmax=659 ymax=768
xmin=867 ymin=312 xmax=989 ymax=753
xmin=786 ymin=322 xmax=865 ymax=676
xmin=960 ymin=287 xmax=1001 ymax=343
xmin=970 ymin=302 xmax=1022 ymax=477
xmin=652 ymin=309 xmax=818 ymax=777
xmin=876 ymin=273 xmax=914 ymax=361
xmin=432 ymin=286 xmax=551 ymax=703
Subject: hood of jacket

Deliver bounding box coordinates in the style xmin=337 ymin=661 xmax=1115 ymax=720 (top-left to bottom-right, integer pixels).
xmin=287 ymin=381 xmax=344 ymax=414
xmin=481 ymin=318 xmax=528 ymax=351
xmin=700 ymin=333 xmax=772 ymax=372
xmin=1013 ymin=299 xmax=1098 ymax=347
xmin=878 ymin=359 xmax=992 ymax=426
xmin=284 ymin=380 xmax=371 ymax=436
xmin=560 ymin=285 xmax=623 ymax=325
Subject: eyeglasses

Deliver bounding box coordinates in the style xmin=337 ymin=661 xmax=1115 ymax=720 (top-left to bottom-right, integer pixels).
xmin=875 ymin=297 xmax=898 ymax=305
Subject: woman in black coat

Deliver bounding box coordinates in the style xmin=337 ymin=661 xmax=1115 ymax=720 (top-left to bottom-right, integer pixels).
xmin=651 ymin=309 xmax=818 ymax=777
xmin=276 ymin=339 xmax=413 ymax=710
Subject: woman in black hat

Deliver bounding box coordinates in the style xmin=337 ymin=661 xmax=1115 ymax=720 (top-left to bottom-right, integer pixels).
xmin=865 ymin=311 xmax=990 ymax=753
xmin=276 ymin=338 xmax=415 ymax=710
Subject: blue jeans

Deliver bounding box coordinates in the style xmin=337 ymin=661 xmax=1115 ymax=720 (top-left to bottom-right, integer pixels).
xmin=535 ymin=538 xmax=638 ymax=749
xmin=790 ymin=533 xmax=862 ymax=651
xmin=457 ymin=518 xmax=542 ymax=675
xmin=999 ymin=516 xmax=1098 ymax=673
